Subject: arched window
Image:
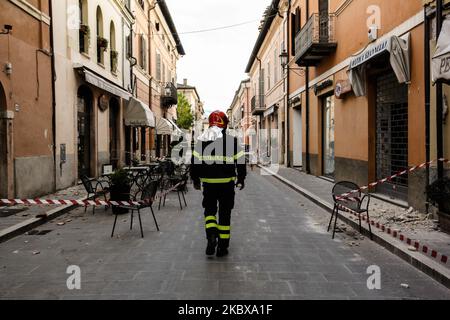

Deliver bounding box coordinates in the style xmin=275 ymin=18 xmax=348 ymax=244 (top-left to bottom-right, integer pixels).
xmin=79 ymin=0 xmax=89 ymax=53
xmin=110 ymin=21 xmax=117 ymax=73
xmin=96 ymin=6 xmax=105 ymax=64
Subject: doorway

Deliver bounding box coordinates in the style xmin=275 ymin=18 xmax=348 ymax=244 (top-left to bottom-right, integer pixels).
xmin=322 ymin=94 xmax=335 ymax=178
xmin=375 ymin=71 xmax=408 ymax=200
xmin=77 ymin=86 xmax=92 ymax=178
xmin=319 ymin=0 xmax=329 ymax=43
xmin=0 ymin=82 xmax=7 ymax=197
xmin=293 ymin=107 xmax=303 ymax=167
xmin=109 ymin=97 xmax=119 ymax=168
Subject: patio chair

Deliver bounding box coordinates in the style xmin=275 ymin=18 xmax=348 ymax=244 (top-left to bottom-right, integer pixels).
xmin=328 ymin=181 xmax=373 ymax=240
xmin=80 ymin=175 xmax=109 ymax=215
xmin=111 ymin=180 xmax=160 ymax=238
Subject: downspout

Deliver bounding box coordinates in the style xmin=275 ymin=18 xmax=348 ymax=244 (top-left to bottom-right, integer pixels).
xmin=305 ymin=0 xmax=311 ymax=174
xmin=424 ymin=6 xmax=431 ymax=214
xmin=286 ymin=0 xmax=291 ymax=167
xmin=256 ymin=56 xmax=263 ymax=161
xmin=49 ymin=0 xmax=57 ymax=192
xmin=436 ymin=0 xmax=444 ymax=182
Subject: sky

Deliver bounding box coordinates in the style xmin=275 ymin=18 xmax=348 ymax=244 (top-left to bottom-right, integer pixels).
xmin=165 ymin=0 xmax=270 ymax=115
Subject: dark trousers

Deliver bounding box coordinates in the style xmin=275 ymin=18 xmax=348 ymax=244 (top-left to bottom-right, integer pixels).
xmin=202 ymin=182 xmax=235 ymax=249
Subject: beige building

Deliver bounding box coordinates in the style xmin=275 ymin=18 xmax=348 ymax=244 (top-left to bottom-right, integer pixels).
xmin=246 ymin=0 xmax=289 ymax=164
xmin=52 ymin=0 xmax=134 ymax=188
xmin=228 ymin=79 xmax=253 ymax=149
xmin=177 ymin=78 xmax=204 ymax=141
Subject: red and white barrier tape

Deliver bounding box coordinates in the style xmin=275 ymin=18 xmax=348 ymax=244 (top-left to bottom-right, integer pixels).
xmin=337 ymin=158 xmax=449 ymax=202
xmin=336 ymin=204 xmax=449 ymax=265
xmin=0 ymin=182 xmax=182 ymax=207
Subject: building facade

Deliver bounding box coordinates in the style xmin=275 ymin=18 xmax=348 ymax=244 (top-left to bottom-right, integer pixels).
xmin=228 ymin=79 xmax=253 ymax=150
xmin=246 ymin=0 xmax=290 ymax=166
xmin=0 ymin=0 xmax=54 ymax=198
xmin=177 ymin=78 xmax=204 ymax=141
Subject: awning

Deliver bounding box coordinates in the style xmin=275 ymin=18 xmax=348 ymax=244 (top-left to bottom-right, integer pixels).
xmin=433 ymin=16 xmax=450 ymax=83
xmin=348 ymin=34 xmax=411 ymax=96
xmin=167 ymin=119 xmax=183 ymax=137
xmin=124 ymin=97 xmax=155 ymax=127
xmin=75 ymin=66 xmax=132 ymax=100
xmin=156 ymin=116 xmax=173 ymax=135
xmin=264 ymin=104 xmax=279 ymax=118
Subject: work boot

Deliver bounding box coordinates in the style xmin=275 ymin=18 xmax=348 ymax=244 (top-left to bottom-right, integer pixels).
xmin=216 ymin=247 xmax=229 ymax=258
xmin=205 ymin=234 xmax=217 ymax=256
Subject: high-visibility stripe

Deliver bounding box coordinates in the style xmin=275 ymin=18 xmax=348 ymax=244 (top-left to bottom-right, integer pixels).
xmin=206 ymin=223 xmax=218 ymax=229
xmin=217 ymin=225 xmax=231 ymax=231
xmin=219 ymin=234 xmax=230 ymax=239
xmin=195 ymin=155 xmax=235 ymax=162
xmin=205 ymin=216 xmax=217 ymax=222
xmin=234 ymin=151 xmax=245 ymax=160
xmin=201 ymin=177 xmax=236 ymax=184
xmin=193 ymin=151 xmax=202 ymax=159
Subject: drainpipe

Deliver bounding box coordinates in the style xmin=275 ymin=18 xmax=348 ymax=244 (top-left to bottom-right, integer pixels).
xmin=305 ymin=0 xmax=311 ymax=174
xmin=49 ymin=0 xmax=57 ymax=192
xmin=424 ymin=6 xmax=431 ymax=214
xmin=256 ymin=56 xmax=263 ymax=161
xmin=286 ymin=0 xmax=291 ymax=167
xmin=436 ymin=0 xmax=444 ymax=182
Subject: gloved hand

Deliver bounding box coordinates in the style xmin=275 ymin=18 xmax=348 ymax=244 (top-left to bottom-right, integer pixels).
xmin=236 ymin=178 xmax=245 ymax=190
xmin=193 ymin=180 xmax=202 ymax=190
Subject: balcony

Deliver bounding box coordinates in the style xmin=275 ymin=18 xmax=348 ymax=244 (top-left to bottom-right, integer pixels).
xmin=251 ymin=95 xmax=265 ymax=116
xmin=161 ymin=82 xmax=178 ymax=107
xmin=295 ymin=13 xmax=337 ymax=67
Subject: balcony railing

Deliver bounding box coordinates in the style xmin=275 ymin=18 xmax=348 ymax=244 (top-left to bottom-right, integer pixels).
xmin=251 ymin=95 xmax=265 ymax=116
xmin=161 ymin=82 xmax=178 ymax=107
xmin=295 ymin=13 xmax=337 ymax=67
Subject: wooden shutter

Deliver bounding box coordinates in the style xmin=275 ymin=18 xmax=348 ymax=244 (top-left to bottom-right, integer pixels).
xmin=156 ymin=53 xmax=161 ymax=81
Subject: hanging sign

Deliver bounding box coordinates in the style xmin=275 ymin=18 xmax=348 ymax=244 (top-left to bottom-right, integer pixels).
xmin=335 ymin=80 xmax=353 ymax=99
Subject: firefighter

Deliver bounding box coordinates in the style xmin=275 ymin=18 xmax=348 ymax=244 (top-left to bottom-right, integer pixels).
xmin=191 ymin=111 xmax=246 ymax=257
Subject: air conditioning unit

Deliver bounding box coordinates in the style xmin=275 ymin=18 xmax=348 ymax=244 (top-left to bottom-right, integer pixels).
xmin=368 ymin=25 xmax=378 ymax=42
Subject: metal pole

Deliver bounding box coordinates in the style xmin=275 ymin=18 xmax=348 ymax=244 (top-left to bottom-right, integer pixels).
xmin=305 ymin=0 xmax=311 ymax=174
xmin=436 ymin=0 xmax=444 ymax=180
xmin=424 ymin=6 xmax=431 ymax=214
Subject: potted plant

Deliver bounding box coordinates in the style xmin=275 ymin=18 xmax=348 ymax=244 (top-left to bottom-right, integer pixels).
xmin=427 ymin=177 xmax=450 ymax=233
xmin=80 ymin=24 xmax=90 ymax=36
xmin=97 ymin=37 xmax=109 ymax=50
xmin=110 ymin=50 xmax=119 ymax=73
xmin=109 ymin=168 xmax=132 ymax=215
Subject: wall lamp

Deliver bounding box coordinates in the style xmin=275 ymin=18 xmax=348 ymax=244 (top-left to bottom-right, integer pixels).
xmin=0 ymin=25 xmax=13 ymax=35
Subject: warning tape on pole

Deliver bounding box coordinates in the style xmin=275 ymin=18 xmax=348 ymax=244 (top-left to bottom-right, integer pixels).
xmin=337 ymin=158 xmax=449 ymax=202
xmin=0 ymin=182 xmax=182 ymax=207
xmin=337 ymin=204 xmax=449 ymax=265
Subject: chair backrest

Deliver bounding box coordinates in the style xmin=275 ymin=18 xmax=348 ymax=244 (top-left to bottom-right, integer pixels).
xmin=141 ymin=180 xmax=159 ymax=203
xmin=332 ymin=181 xmax=361 ymax=211
xmin=81 ymin=175 xmax=95 ymax=194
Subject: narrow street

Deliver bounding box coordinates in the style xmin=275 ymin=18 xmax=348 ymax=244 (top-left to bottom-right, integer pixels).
xmin=1 ymin=170 xmax=449 ymax=300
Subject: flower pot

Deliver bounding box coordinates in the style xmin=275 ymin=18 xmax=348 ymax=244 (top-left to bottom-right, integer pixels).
xmin=438 ymin=211 xmax=450 ymax=234
xmin=110 ymin=184 xmax=131 ymax=215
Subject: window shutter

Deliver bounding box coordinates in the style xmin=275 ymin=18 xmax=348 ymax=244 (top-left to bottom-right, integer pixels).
xmin=291 ymin=13 xmax=296 ymax=56
xmin=156 ymin=53 xmax=161 ymax=81
xmin=143 ymin=38 xmax=147 ymax=71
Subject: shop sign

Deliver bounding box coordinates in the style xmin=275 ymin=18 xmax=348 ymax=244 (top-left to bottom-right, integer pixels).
xmin=335 ymin=80 xmax=353 ymax=99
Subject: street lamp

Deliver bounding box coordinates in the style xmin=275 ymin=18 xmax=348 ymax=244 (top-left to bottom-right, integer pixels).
xmin=279 ymin=49 xmax=289 ymax=70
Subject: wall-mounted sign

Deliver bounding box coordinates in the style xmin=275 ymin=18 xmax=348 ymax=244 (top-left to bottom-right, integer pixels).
xmin=335 ymin=80 xmax=353 ymax=99
xmin=314 ymin=79 xmax=333 ymax=96
xmin=98 ymin=95 xmax=109 ymax=112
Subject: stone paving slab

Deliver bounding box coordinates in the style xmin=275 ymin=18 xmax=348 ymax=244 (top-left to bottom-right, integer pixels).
xmin=0 ymin=170 xmax=449 ymax=299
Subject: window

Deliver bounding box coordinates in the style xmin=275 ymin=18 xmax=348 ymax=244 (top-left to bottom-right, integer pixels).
xmin=267 ymin=62 xmax=271 ymax=91
xmin=155 ymin=22 xmax=160 ymax=32
xmin=126 ymin=35 xmax=132 ymax=59
xmin=156 ymin=53 xmax=161 ymax=81
xmin=110 ymin=21 xmax=117 ymax=73
xmin=96 ymin=6 xmax=104 ymax=64
xmin=139 ymin=34 xmax=147 ymax=70
xmin=79 ymin=0 xmax=88 ymax=54
xmin=291 ymin=7 xmax=301 ymax=56
xmin=273 ymin=48 xmax=278 ymax=84
xmin=138 ymin=0 xmax=145 ymax=10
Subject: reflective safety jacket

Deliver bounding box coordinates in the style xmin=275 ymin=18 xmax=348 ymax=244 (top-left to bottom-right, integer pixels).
xmin=190 ymin=133 xmax=246 ymax=184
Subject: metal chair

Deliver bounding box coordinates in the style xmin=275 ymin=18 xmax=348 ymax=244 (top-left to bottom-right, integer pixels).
xmin=111 ymin=180 xmax=160 ymax=238
xmin=328 ymin=181 xmax=372 ymax=240
xmin=80 ymin=175 xmax=109 ymax=215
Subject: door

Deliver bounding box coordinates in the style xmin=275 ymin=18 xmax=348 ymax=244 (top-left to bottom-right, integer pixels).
xmin=77 ymin=86 xmax=92 ymax=178
xmin=322 ymin=95 xmax=335 ymax=177
xmin=293 ymin=108 xmax=303 ymax=167
xmin=319 ymin=0 xmax=329 ymax=43
xmin=109 ymin=98 xmax=119 ymax=168
xmin=0 ymin=82 xmax=7 ymax=197
xmin=376 ymin=71 xmax=408 ymax=200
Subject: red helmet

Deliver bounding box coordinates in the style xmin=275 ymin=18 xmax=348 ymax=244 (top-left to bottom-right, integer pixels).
xmin=208 ymin=110 xmax=229 ymax=129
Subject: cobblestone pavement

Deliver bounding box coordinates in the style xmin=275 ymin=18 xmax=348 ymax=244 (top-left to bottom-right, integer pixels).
xmin=0 ymin=170 xmax=449 ymax=300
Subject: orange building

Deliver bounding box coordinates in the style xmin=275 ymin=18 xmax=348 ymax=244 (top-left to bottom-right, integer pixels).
xmin=0 ymin=0 xmax=54 ymax=198
xmin=286 ymin=0 xmax=450 ymax=210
